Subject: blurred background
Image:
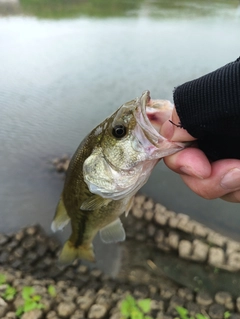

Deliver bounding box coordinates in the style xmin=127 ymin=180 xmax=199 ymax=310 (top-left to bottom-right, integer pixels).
xmin=0 ymin=0 xmax=240 ymax=251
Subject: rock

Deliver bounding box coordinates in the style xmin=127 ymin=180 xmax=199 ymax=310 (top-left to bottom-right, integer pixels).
xmin=227 ymin=252 xmax=240 ymax=271
xmin=5 ymin=312 xmax=16 ymax=319
xmin=167 ymin=295 xmax=185 ymax=315
xmin=167 ymin=231 xmax=179 ymax=250
xmin=178 ymin=288 xmax=194 ymax=301
xmin=46 ymin=311 xmax=57 ymax=319
xmin=215 ymin=291 xmax=232 ymax=306
xmin=236 ymin=297 xmax=240 ymax=312
xmin=168 ymin=216 xmax=179 ymax=228
xmin=144 ymin=210 xmax=154 ymax=222
xmin=154 ymin=229 xmax=165 ymax=244
xmin=147 ymin=224 xmax=156 ymax=237
xmin=226 ymin=241 xmax=240 ymax=255
xmin=185 ymin=301 xmax=201 ymax=317
xmin=154 ymin=203 xmax=166 ymax=214
xmin=192 ymin=240 xmax=209 ymax=262
xmin=176 ymin=214 xmax=190 ymax=231
xmin=208 ymin=247 xmax=225 ymax=267
xmin=88 ymin=304 xmax=107 ymax=319
xmin=154 ymin=211 xmax=168 ymax=226
xmin=0 ymin=234 xmax=8 ymax=246
xmin=207 ymin=232 xmax=227 ymax=247
xmin=143 ymin=199 xmax=154 ymax=210
xmin=230 ymin=314 xmax=240 ymax=319
xmin=196 ymin=291 xmax=213 ymax=307
xmin=21 ymin=309 xmax=43 ymax=319
xmin=151 ymin=299 xmax=165 ymax=311
xmin=134 ymin=195 xmax=146 ymax=206
xmin=22 ymin=237 xmax=36 ymax=250
xmin=57 ymin=301 xmax=76 ymax=317
xmin=178 ymin=240 xmax=192 ymax=259
xmin=208 ymin=303 xmax=225 ymax=319
xmin=131 ymin=207 xmax=144 ymax=219
xmin=76 ymin=295 xmax=94 ymax=311
xmin=90 ymin=269 xmax=102 ymax=279
xmin=160 ymin=287 xmax=176 ymax=300
xmin=26 ymin=226 xmax=39 ymax=236
xmin=70 ymin=309 xmax=85 ymax=319
xmin=0 ymin=298 xmax=8 ymax=317
xmin=192 ymin=222 xmax=209 ymax=238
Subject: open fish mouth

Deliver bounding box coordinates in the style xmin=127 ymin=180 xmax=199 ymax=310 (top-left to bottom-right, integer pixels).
xmin=134 ymin=90 xmax=187 ymax=157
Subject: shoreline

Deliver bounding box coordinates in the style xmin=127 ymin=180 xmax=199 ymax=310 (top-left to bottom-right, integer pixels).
xmin=1 ymin=192 xmax=240 ymax=318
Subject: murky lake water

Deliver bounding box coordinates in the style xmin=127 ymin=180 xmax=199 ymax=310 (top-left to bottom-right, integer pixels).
xmin=1 ymin=0 xmax=240 ymax=271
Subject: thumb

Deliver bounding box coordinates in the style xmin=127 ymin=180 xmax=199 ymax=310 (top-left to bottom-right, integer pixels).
xmin=160 ymin=107 xmax=196 ymax=142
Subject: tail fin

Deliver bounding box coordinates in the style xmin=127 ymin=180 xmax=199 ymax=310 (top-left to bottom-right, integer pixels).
xmin=58 ymin=240 xmax=95 ymax=265
xmin=51 ymin=196 xmax=70 ymax=232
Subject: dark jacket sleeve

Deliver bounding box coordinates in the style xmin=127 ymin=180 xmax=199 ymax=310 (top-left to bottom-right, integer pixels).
xmin=173 ymin=57 xmax=240 ymax=160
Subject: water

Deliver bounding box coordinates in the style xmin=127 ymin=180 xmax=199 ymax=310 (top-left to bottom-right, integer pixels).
xmin=1 ymin=0 xmax=240 ymax=245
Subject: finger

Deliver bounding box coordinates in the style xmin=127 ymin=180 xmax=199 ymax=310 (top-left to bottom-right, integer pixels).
xmin=164 ymin=148 xmax=211 ymax=179
xmin=221 ymin=190 xmax=240 ymax=203
xmin=160 ymin=108 xmax=196 ymax=142
xmin=180 ymin=160 xmax=240 ymax=200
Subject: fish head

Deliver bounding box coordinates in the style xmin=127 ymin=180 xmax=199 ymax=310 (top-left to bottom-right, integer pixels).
xmin=83 ymin=91 xmax=188 ymax=200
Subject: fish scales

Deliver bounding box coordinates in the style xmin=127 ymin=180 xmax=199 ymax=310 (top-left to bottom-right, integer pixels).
xmin=51 ymin=91 xmax=187 ymax=264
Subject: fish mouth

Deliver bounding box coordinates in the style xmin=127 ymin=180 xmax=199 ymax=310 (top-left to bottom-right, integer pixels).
xmin=134 ymin=90 xmax=187 ymax=157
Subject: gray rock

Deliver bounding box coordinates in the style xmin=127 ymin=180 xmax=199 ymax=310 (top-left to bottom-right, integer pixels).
xmin=168 ymin=231 xmax=179 ymax=250
xmin=70 ymin=309 xmax=85 ymax=319
xmin=154 ymin=211 xmax=168 ymax=226
xmin=192 ymin=240 xmax=209 ymax=262
xmin=226 ymin=241 xmax=240 ymax=255
xmin=144 ymin=210 xmax=154 ymax=221
xmin=0 ymin=234 xmax=8 ymax=245
xmin=185 ymin=301 xmax=201 ymax=317
xmin=154 ymin=230 xmax=165 ymax=244
xmin=215 ymin=291 xmax=232 ymax=306
xmin=5 ymin=312 xmax=17 ymax=319
xmin=196 ymin=291 xmax=213 ymax=307
xmin=88 ymin=304 xmax=107 ymax=319
xmin=160 ymin=287 xmax=176 ymax=300
xmin=168 ymin=216 xmax=178 ymax=228
xmin=208 ymin=303 xmax=225 ymax=319
xmin=134 ymin=195 xmax=146 ymax=206
xmin=143 ymin=199 xmax=154 ymax=210
xmin=207 ymin=232 xmax=227 ymax=247
xmin=0 ymin=300 xmax=8 ymax=318
xmin=236 ymin=297 xmax=240 ymax=312
xmin=208 ymin=247 xmax=225 ymax=267
xmin=147 ymin=224 xmax=156 ymax=237
xmin=178 ymin=240 xmax=192 ymax=259
xmin=76 ymin=295 xmax=94 ymax=311
xmin=227 ymin=252 xmax=240 ymax=271
xmin=57 ymin=301 xmax=76 ymax=318
xmin=192 ymin=222 xmax=209 ymax=238
xmin=46 ymin=311 xmax=58 ymax=319
xmin=154 ymin=203 xmax=166 ymax=214
xmin=230 ymin=314 xmax=240 ymax=319
xmin=178 ymin=288 xmax=194 ymax=301
xmin=21 ymin=310 xmax=43 ymax=319
xmin=131 ymin=207 xmax=144 ymax=219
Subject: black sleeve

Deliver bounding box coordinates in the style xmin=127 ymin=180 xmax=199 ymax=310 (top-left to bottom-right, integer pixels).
xmin=173 ymin=57 xmax=240 ymax=161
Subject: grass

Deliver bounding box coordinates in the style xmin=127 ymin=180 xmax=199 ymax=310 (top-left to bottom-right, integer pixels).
xmin=120 ymin=295 xmax=153 ymax=319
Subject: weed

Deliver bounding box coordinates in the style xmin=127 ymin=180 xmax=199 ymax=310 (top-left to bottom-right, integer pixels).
xmin=120 ymin=295 xmax=153 ymax=319
xmin=16 ymin=286 xmax=45 ymax=317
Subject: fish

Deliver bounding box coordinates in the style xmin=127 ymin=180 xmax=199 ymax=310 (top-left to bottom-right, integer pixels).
xmin=51 ymin=90 xmax=187 ymax=265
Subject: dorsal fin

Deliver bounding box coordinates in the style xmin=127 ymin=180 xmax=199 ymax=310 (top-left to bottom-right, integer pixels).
xmin=80 ymin=195 xmax=111 ymax=211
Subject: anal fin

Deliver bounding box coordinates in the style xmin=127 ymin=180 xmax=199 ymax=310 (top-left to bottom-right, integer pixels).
xmin=100 ymin=218 xmax=126 ymax=244
xmin=51 ymin=197 xmax=70 ymax=232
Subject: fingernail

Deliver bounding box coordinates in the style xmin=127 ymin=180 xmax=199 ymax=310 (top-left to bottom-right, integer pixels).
xmin=180 ymin=166 xmax=204 ymax=179
xmin=221 ymin=168 xmax=240 ymax=190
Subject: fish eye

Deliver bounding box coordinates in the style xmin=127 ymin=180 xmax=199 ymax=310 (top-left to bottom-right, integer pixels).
xmin=112 ymin=124 xmax=127 ymax=139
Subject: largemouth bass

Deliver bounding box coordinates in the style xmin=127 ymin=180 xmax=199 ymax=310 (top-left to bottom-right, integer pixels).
xmin=52 ymin=91 xmax=187 ymax=264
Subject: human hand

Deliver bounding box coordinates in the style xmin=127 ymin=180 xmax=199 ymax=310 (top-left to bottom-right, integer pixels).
xmin=160 ymin=108 xmax=240 ymax=202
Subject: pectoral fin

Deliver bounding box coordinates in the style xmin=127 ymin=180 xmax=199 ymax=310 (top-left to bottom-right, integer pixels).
xmin=100 ymin=218 xmax=126 ymax=244
xmin=80 ymin=195 xmax=111 ymax=211
xmin=51 ymin=197 xmax=70 ymax=232
xmin=125 ymin=196 xmax=134 ymax=217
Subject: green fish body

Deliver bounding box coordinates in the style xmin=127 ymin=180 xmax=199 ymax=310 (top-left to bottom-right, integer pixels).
xmin=51 ymin=91 xmax=187 ymax=264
